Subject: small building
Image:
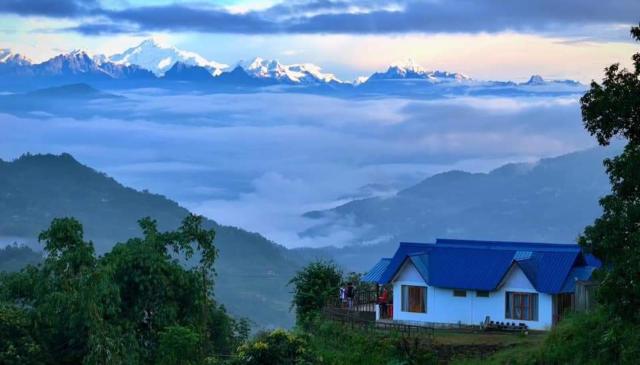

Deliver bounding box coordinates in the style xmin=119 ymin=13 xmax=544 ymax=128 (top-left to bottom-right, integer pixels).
xmin=364 ymin=239 xmax=600 ymax=330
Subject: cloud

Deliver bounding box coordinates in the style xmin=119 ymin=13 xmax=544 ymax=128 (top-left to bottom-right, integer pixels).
xmin=0 ymin=0 xmax=98 ymax=17
xmin=0 ymin=91 xmax=595 ymax=247
xmin=3 ymin=0 xmax=638 ymax=39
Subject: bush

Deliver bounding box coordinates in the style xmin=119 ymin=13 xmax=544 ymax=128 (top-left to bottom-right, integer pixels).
xmin=234 ymin=329 xmax=318 ymax=365
xmin=540 ymin=310 xmax=640 ymax=364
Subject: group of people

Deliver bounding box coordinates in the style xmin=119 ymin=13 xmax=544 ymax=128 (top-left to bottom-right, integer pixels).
xmin=337 ymin=283 xmax=391 ymax=317
xmin=339 ymin=282 xmax=356 ymax=309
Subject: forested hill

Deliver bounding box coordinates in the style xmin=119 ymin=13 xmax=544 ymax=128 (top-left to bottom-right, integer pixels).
xmin=305 ymin=146 xmax=621 ymax=272
xmin=0 ymin=153 xmax=304 ymax=328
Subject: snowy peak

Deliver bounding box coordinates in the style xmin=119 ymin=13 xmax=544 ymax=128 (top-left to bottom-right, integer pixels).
xmin=239 ymin=57 xmax=342 ymax=84
xmin=109 ymin=38 xmax=228 ymax=76
xmin=389 ymin=58 xmax=427 ymax=75
xmin=33 ymin=50 xmax=154 ymax=80
xmin=367 ymin=59 xmax=471 ymax=83
xmin=0 ymin=49 xmax=32 ymax=66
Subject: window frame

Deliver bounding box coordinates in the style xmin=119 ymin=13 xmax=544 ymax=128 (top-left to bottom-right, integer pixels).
xmin=453 ymin=289 xmax=467 ymax=297
xmin=401 ymin=285 xmax=427 ymax=313
xmin=476 ymin=290 xmax=490 ymax=298
xmin=505 ymin=291 xmax=538 ymax=321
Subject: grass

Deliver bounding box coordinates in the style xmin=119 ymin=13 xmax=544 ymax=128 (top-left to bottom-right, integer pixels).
xmin=306 ymin=318 xmax=547 ymax=364
xmin=447 ymin=331 xmax=546 ymax=364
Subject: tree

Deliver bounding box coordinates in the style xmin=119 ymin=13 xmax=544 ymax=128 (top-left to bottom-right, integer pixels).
xmin=579 ymin=23 xmax=640 ymax=323
xmin=288 ymin=261 xmax=342 ymax=324
xmin=0 ymin=215 xmax=243 ymax=364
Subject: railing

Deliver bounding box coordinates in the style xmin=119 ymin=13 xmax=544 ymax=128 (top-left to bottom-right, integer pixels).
xmin=322 ymin=306 xmax=434 ymax=339
xmin=326 ymin=289 xmax=379 ymax=313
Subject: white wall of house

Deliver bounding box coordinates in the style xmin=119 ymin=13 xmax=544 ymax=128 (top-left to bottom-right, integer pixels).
xmin=391 ymin=261 xmax=553 ymax=330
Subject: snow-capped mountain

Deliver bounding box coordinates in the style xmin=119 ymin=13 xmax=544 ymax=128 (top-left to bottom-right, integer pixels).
xmin=366 ymin=59 xmax=471 ymax=83
xmin=0 ymin=40 xmax=585 ymax=97
xmin=34 ymin=50 xmax=107 ymax=78
xmin=0 ymin=49 xmax=33 ymax=76
xmin=31 ymin=50 xmax=154 ymax=80
xmin=0 ymin=49 xmax=32 ymax=66
xmin=239 ymin=57 xmax=342 ymax=84
xmin=109 ymin=39 xmax=228 ymax=77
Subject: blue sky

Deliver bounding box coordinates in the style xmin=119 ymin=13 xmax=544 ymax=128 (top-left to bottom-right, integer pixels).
xmin=1 ymin=0 xmax=639 ymax=81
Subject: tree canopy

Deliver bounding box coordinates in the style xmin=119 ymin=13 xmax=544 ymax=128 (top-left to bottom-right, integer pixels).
xmin=0 ymin=215 xmax=248 ymax=364
xmin=288 ymin=261 xmax=342 ymax=324
xmin=579 ymin=24 xmax=640 ymax=324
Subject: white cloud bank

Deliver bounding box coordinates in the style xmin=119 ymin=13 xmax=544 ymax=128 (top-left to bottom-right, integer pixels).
xmin=0 ymin=92 xmax=594 ymax=247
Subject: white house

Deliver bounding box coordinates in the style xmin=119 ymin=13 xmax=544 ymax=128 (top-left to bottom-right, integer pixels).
xmin=363 ymin=239 xmax=600 ymax=331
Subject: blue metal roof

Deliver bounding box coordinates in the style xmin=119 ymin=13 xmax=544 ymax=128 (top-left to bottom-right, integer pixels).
xmin=427 ymin=246 xmax=515 ymax=291
xmin=361 ymin=258 xmax=391 ymax=283
xmin=373 ymin=238 xmax=601 ymax=294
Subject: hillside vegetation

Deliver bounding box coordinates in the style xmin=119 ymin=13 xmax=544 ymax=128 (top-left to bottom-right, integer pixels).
xmin=0 ymin=153 xmax=308 ymax=328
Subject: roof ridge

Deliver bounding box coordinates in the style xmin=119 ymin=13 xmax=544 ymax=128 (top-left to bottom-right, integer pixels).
xmin=436 ymin=238 xmax=578 ymax=247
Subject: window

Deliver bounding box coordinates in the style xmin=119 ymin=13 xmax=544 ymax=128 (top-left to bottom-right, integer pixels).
xmin=505 ymin=292 xmax=538 ymax=321
xmin=476 ymin=291 xmax=490 ymax=297
xmin=401 ymin=285 xmax=427 ymax=313
xmin=453 ymin=289 xmax=467 ymax=297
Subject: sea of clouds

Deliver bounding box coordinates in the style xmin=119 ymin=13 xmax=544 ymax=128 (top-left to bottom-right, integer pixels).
xmin=0 ymin=90 xmax=594 ymax=248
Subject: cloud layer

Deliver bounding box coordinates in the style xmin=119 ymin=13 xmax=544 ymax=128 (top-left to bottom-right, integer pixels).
xmin=1 ymin=0 xmax=639 ymax=38
xmin=0 ymin=90 xmax=594 ymax=247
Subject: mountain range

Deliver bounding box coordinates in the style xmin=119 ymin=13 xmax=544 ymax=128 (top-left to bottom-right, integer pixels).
xmin=0 ymin=39 xmax=585 ymax=95
xmin=302 ymin=146 xmax=619 ymax=272
xmin=0 ymin=153 xmax=322 ymax=328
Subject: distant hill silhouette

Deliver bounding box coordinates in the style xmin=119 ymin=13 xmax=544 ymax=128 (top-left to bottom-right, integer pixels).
xmin=303 ymin=146 xmax=620 ymax=272
xmin=0 ymin=153 xmax=307 ymax=328
xmin=25 ymin=83 xmax=120 ymax=99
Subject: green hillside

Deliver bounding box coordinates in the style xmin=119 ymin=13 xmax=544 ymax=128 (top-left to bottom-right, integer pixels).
xmin=0 ymin=153 xmax=304 ymax=328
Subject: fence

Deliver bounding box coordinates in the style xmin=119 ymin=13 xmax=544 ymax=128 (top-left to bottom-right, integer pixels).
xmin=322 ymin=306 xmax=435 ymax=339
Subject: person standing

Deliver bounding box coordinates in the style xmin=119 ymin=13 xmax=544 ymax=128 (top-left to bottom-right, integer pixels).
xmin=346 ymin=282 xmax=355 ymax=309
xmin=378 ymin=287 xmax=389 ymax=318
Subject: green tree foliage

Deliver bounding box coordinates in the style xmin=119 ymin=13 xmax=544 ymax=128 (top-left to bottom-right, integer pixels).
xmin=535 ymin=24 xmax=640 ymax=365
xmin=0 ymin=304 xmax=44 ymax=365
xmin=288 ymin=261 xmax=342 ymax=324
xmin=156 ymin=326 xmax=202 ymax=365
xmin=579 ymin=24 xmax=640 ymax=323
xmin=233 ymin=329 xmax=318 ymax=365
xmin=0 ymin=215 xmax=247 ymax=364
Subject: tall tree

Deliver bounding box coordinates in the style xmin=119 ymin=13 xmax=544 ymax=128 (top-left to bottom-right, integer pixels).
xmin=579 ymin=24 xmax=640 ymax=323
xmin=288 ymin=261 xmax=342 ymax=324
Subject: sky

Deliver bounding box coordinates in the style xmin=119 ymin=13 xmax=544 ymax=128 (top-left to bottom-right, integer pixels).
xmin=1 ymin=0 xmax=639 ymax=81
